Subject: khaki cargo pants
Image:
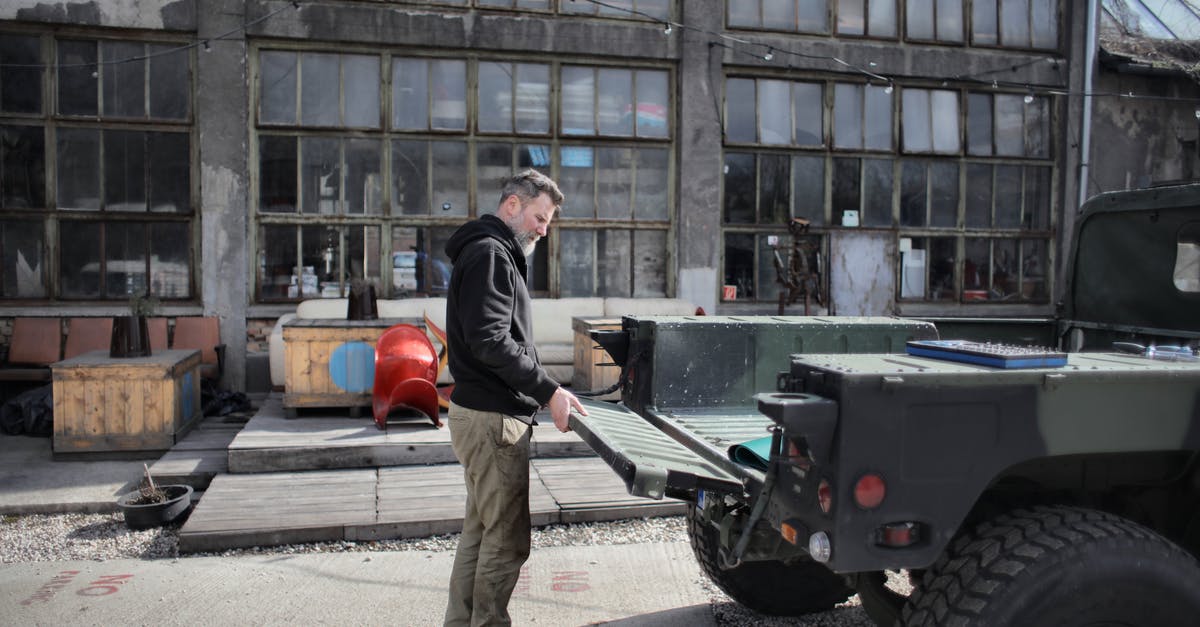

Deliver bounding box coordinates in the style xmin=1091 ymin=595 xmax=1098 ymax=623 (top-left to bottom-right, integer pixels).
xmin=443 ymin=401 xmax=532 ymax=627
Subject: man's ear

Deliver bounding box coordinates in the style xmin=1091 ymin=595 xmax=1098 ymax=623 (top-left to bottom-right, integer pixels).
xmin=498 ymin=194 xmax=520 ymax=218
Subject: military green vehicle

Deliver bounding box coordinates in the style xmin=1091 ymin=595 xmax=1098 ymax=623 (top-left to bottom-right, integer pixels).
xmin=571 ymin=184 xmax=1200 ymax=626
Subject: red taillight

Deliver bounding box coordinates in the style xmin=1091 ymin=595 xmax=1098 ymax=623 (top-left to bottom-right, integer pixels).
xmin=817 ymin=479 xmax=833 ymax=514
xmin=854 ymin=473 xmax=886 ymax=509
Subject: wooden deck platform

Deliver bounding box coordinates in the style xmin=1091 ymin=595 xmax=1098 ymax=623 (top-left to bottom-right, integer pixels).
xmin=178 ymin=458 xmax=685 ymax=553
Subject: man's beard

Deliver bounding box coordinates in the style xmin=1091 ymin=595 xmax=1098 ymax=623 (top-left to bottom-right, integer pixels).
xmin=503 ymin=215 xmax=540 ymax=257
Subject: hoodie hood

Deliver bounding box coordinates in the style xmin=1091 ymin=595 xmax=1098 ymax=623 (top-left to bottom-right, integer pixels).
xmin=444 ymin=214 xmax=528 ymax=279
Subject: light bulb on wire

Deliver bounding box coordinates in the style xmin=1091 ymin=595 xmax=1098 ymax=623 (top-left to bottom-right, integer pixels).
xmin=663 ymin=23 xmax=672 ymax=35
xmin=763 ymin=47 xmax=773 ymax=62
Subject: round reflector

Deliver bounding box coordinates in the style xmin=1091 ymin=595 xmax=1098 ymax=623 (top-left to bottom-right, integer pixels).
xmin=854 ymin=473 xmax=886 ymax=509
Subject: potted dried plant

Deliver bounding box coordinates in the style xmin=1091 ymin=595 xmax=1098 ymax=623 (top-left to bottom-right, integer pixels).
xmin=116 ymin=464 xmax=193 ymax=529
xmin=110 ymin=291 xmax=159 ymax=358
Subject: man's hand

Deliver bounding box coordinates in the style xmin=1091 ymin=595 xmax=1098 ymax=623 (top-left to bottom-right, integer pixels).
xmin=548 ymin=387 xmax=587 ymax=433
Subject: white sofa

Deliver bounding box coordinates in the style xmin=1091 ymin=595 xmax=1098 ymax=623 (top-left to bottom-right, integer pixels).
xmin=268 ymin=297 xmax=701 ymax=388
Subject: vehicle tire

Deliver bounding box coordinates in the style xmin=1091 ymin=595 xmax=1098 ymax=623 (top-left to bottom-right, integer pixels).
xmin=902 ymin=505 xmax=1200 ymax=627
xmin=686 ymin=504 xmax=852 ymax=616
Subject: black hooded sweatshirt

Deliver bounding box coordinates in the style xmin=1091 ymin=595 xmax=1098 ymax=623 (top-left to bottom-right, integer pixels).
xmin=443 ymin=214 xmax=559 ymax=422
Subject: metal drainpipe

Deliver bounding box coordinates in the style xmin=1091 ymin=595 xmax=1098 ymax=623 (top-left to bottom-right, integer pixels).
xmin=1078 ymin=0 xmax=1098 ymax=209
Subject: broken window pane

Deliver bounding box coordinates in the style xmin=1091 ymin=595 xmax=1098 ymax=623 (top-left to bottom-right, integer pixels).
xmin=300 ymin=53 xmax=339 ymax=126
xmin=633 ymin=229 xmax=667 ymax=296
xmin=391 ymin=139 xmax=428 ymax=215
xmin=343 ymin=55 xmax=380 ymax=128
xmin=103 ymin=42 xmax=145 ymax=118
xmin=430 ymin=60 xmax=466 ymax=130
xmin=301 ymin=136 xmax=339 ymax=214
xmin=392 ymin=58 xmax=429 ymax=130
xmin=517 ymin=63 xmax=550 ymax=134
xmin=0 ymin=219 xmax=45 ymax=297
xmin=148 ymin=131 xmax=189 ymax=213
xmin=260 ymin=51 xmax=297 ymax=124
xmin=260 ymin=135 xmax=298 ymax=213
xmin=597 ymin=147 xmax=633 ymax=219
xmin=862 ymin=158 xmax=892 ymax=227
xmin=726 ymin=78 xmax=756 ymax=143
xmin=58 ymin=40 xmax=98 ymax=116
xmin=759 ymin=79 xmax=791 ymax=145
xmin=1 ymin=35 xmax=42 ymax=113
xmin=559 ymin=145 xmax=595 ymax=218
xmin=634 ymin=147 xmax=669 ymax=221
xmin=723 ymin=232 xmax=755 ymax=300
xmin=561 ymin=66 xmax=594 ymax=135
xmin=431 ymin=141 xmax=468 ymax=216
xmin=635 ymin=70 xmax=668 ymax=138
xmin=1 ymin=125 xmax=45 ymax=209
xmin=724 ymin=152 xmax=755 ymax=224
xmin=793 ymin=154 xmax=826 ymax=226
xmin=598 ymin=68 xmax=633 ymax=136
xmin=560 ymin=229 xmax=594 ymax=296
xmin=105 ymin=130 xmax=147 ymax=212
xmin=596 ymin=229 xmax=631 ymax=296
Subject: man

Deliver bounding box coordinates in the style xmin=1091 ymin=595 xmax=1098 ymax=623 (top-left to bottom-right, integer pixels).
xmin=442 ymin=169 xmax=587 ymax=626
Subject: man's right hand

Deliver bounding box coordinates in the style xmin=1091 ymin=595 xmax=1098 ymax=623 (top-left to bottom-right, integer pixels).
xmin=548 ymin=387 xmax=587 ymax=433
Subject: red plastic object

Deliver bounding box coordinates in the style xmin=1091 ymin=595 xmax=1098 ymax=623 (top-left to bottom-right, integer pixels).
xmin=373 ymin=324 xmax=441 ymax=429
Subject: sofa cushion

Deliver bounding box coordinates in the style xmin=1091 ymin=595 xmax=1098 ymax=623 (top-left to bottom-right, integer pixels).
xmin=268 ymin=312 xmax=296 ymax=387
xmin=537 ymin=343 xmax=573 ymax=365
xmin=295 ymin=298 xmax=347 ymax=319
xmin=530 ymin=297 xmax=605 ymax=344
xmin=604 ymin=297 xmax=699 ymax=317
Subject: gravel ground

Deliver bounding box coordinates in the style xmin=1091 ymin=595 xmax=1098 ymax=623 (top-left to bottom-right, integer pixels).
xmin=0 ymin=512 xmax=903 ymax=625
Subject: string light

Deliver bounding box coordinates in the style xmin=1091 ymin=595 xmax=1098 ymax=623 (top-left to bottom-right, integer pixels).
xmin=1024 ymin=92 xmax=1035 ymax=104
xmin=202 ymin=40 xmax=211 ymax=53
xmin=663 ymin=23 xmax=672 ymax=35
xmin=763 ymin=47 xmax=774 ymax=62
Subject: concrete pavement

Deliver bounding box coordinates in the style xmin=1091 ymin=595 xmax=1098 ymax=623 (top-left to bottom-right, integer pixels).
xmin=2 ymin=543 xmax=716 ymax=626
xmin=0 ymin=433 xmax=146 ymax=515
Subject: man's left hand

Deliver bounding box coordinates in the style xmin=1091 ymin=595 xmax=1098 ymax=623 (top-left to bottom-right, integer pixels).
xmin=548 ymin=387 xmax=587 ymax=433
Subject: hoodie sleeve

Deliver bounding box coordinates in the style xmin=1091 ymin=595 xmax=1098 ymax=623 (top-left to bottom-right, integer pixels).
xmin=455 ymin=242 xmax=559 ymax=405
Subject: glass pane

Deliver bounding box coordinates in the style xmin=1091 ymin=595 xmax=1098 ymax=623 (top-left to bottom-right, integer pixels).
xmin=598 ymin=68 xmax=633 ymax=136
xmin=431 ymin=60 xmax=466 ymax=130
xmin=862 ymin=158 xmax=892 ymax=226
xmin=391 ymin=226 xmax=419 ymax=295
xmin=793 ymin=155 xmax=826 ymax=226
xmin=104 ymin=221 xmax=148 ymax=298
xmin=907 ymin=0 xmax=934 ymax=38
xmin=965 ymin=163 xmax=992 ymax=228
xmin=479 ymin=61 xmax=513 ymax=133
xmin=430 ymin=226 xmax=455 ymax=294
xmin=343 ymin=55 xmax=380 ymax=128
xmin=993 ymin=238 xmax=1018 ymax=299
xmin=560 ymin=229 xmax=594 ymax=296
xmin=900 ymin=237 xmax=927 ymax=299
xmin=963 ymin=238 xmax=989 ymax=296
xmin=518 ymin=144 xmax=551 ymax=169
xmin=1024 ymin=165 xmax=1051 ymax=230
xmin=994 ymin=165 xmax=1022 ymax=228
xmin=261 ymin=51 xmax=297 ymax=124
xmin=972 ymin=0 xmax=998 ymax=45
xmin=149 ymin=44 xmax=189 ymax=120
xmin=58 ymin=40 xmax=98 ymax=116
xmin=833 ymin=83 xmax=862 ymax=149
xmin=345 ymin=138 xmax=382 ymax=215
xmin=634 ymin=147 xmax=669 ymax=221
xmin=832 ymin=157 xmax=861 ymax=224
xmin=929 ymin=161 xmax=958 ymax=227
xmin=632 ymin=230 xmax=667 ymax=297
xmin=902 ymin=89 xmax=932 ymax=152
xmin=936 ymin=0 xmax=964 ymax=41
xmin=930 ymin=90 xmax=959 ymax=153
xmin=559 ymin=146 xmax=595 ymax=218
xmin=302 ymin=225 xmax=342 ymax=294
xmin=561 ymin=66 xmax=594 ymax=135
xmin=1 ymin=125 xmax=45 ymax=209
xmin=149 ymin=222 xmax=190 ymax=298
xmin=839 ymin=0 xmax=866 ymax=35
xmin=477 ymin=143 xmax=513 ymax=211
xmin=758 ymin=80 xmax=791 ymax=145
xmin=760 ymin=153 xmax=790 ymax=224
xmin=516 ymin=63 xmax=550 ymax=134
xmin=392 ymin=58 xmax=429 ymax=130
xmin=0 ymin=220 xmax=45 ymax=297
xmin=723 ymin=152 xmax=755 ymax=224
xmin=638 ymin=0 xmax=670 ymax=21
xmin=300 ymin=52 xmax=339 ymax=126
xmin=596 ymin=229 xmax=631 ymax=296
xmin=764 ymin=0 xmax=797 ymax=30
xmin=793 ymin=82 xmax=822 ymax=145
xmin=927 ymin=237 xmax=955 ymax=300
xmin=757 ymin=234 xmax=782 ymax=303
xmin=344 ymin=225 xmax=381 ymax=287
xmin=60 ymin=221 xmax=101 ymax=297
xmin=597 ymin=0 xmax=634 ymax=16
xmin=147 ymin=131 xmax=189 ymax=213
xmin=1025 ymin=96 xmax=1048 ymax=157
xmin=0 ymin=35 xmax=41 ymax=113
xmin=259 ymin=135 xmax=297 ymax=213
xmin=868 ymin=0 xmax=897 ymax=36
xmin=103 ymin=42 xmax=145 ymax=118
xmin=798 ymin=0 xmax=829 ymax=32
xmin=1021 ymin=238 xmax=1047 ymax=299
xmin=900 ymin=160 xmax=927 ymax=227
xmin=994 ymin=94 xmax=1024 ymax=156
xmin=726 ymin=78 xmax=756 ymax=143
xmin=259 ymin=224 xmax=298 ymax=300
xmin=1001 ymin=0 xmax=1031 ymax=48
xmin=723 ymin=232 xmax=755 ymax=300
xmin=57 ymin=128 xmax=101 ymax=210
xmin=1031 ymin=0 xmax=1056 ymax=48
xmin=966 ymin=93 xmax=992 ymax=155
xmin=301 ymin=136 xmax=340 ymax=214
xmin=634 ymin=70 xmax=669 ymax=138
xmin=597 ymin=147 xmax=633 ymax=220
xmin=104 ymin=130 xmax=146 ymax=212
xmin=562 ymin=0 xmax=596 ymax=14
xmin=864 ymin=84 xmax=892 ymax=150
xmin=431 ymin=141 xmax=467 ymax=216
xmin=728 ymin=0 xmax=759 ymax=27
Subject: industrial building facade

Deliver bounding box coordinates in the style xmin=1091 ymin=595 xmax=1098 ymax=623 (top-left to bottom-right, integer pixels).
xmin=1 ymin=1 xmax=1196 ymax=391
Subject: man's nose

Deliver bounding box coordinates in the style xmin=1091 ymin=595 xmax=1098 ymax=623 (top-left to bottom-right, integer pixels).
xmin=536 ymin=223 xmax=548 ymax=236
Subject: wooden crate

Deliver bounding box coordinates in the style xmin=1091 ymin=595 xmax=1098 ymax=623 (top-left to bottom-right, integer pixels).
xmin=51 ymin=349 xmax=202 ymax=455
xmin=283 ymin=318 xmax=421 ymax=413
xmin=571 ymin=317 xmax=622 ymax=401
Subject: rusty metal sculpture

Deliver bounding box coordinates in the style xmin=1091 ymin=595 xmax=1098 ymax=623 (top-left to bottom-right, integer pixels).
xmin=771 ymin=218 xmax=824 ymax=315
